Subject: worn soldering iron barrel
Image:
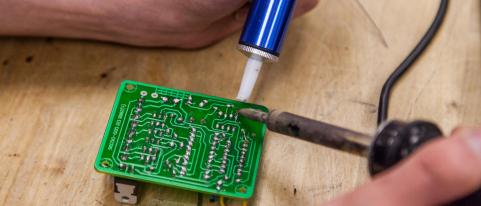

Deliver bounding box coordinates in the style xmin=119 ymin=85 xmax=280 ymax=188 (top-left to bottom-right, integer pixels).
xmin=238 ymin=0 xmax=296 ymax=62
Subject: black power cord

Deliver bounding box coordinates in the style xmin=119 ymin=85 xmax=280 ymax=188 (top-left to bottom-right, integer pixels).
xmin=377 ymin=0 xmax=449 ymax=125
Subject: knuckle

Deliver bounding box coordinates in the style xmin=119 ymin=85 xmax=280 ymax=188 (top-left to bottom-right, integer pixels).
xmin=299 ymin=0 xmax=319 ymax=12
xmin=307 ymin=0 xmax=320 ymax=9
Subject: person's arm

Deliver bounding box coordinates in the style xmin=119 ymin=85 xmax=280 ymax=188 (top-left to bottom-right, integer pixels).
xmin=1 ymin=0 xmax=109 ymax=41
xmin=0 ymin=0 xmax=318 ymax=48
xmin=325 ymin=127 xmax=481 ymax=206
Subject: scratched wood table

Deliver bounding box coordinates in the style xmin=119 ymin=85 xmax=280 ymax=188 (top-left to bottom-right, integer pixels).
xmin=0 ymin=0 xmax=479 ymax=205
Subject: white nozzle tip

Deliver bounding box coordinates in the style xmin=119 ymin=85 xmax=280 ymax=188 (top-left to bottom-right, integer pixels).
xmin=236 ymin=55 xmax=263 ymax=102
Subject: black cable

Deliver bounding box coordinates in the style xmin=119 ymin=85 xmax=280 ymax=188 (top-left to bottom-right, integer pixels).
xmin=377 ymin=0 xmax=449 ymax=125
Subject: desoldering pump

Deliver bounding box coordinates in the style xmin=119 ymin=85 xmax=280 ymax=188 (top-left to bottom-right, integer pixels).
xmin=237 ymin=0 xmax=296 ymax=101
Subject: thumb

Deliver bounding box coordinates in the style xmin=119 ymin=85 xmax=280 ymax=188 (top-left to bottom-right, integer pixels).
xmin=181 ymin=0 xmax=248 ymax=21
xmin=173 ymin=6 xmax=250 ymax=48
xmin=325 ymin=127 xmax=481 ymax=206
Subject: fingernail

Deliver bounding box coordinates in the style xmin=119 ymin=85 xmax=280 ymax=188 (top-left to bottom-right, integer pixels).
xmin=462 ymin=129 xmax=481 ymax=159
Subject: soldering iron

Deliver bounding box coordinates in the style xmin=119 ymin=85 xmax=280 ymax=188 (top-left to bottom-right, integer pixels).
xmin=238 ymin=109 xmax=481 ymax=205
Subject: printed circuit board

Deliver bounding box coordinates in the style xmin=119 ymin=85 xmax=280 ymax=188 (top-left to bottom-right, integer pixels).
xmin=94 ymin=80 xmax=268 ymax=199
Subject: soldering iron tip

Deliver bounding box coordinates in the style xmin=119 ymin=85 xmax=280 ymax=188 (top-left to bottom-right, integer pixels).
xmin=238 ymin=109 xmax=269 ymax=123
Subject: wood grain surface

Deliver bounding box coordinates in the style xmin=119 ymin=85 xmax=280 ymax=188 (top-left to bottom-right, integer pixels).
xmin=0 ymin=0 xmax=479 ymax=205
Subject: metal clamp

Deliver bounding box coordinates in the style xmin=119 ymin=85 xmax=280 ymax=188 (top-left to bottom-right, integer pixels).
xmin=114 ymin=177 xmax=140 ymax=204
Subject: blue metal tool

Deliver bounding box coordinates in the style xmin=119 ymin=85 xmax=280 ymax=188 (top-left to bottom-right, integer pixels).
xmin=236 ymin=0 xmax=296 ymax=101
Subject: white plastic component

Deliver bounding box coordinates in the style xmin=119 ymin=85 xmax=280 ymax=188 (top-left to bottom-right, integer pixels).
xmin=236 ymin=54 xmax=264 ymax=102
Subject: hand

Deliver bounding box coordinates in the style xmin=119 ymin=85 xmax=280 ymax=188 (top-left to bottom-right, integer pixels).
xmin=325 ymin=127 xmax=481 ymax=206
xmin=0 ymin=0 xmax=318 ymax=48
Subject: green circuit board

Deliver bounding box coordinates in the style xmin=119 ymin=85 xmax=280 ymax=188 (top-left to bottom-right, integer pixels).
xmin=94 ymin=80 xmax=268 ymax=199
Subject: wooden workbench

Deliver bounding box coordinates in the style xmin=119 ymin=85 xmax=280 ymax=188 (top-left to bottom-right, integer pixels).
xmin=0 ymin=0 xmax=479 ymax=205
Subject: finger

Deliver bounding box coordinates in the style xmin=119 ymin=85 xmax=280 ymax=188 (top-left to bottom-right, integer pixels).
xmin=293 ymin=0 xmax=320 ymax=17
xmin=325 ymin=128 xmax=481 ymax=206
xmin=174 ymin=0 xmax=319 ymax=49
xmin=172 ymin=0 xmax=319 ymax=48
xmin=451 ymin=126 xmax=478 ymax=136
xmin=179 ymin=0 xmax=318 ymax=26
xmin=179 ymin=0 xmax=248 ymax=22
xmin=173 ymin=6 xmax=250 ymax=48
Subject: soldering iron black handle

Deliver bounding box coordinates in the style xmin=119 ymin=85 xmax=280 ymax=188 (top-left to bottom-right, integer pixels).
xmin=368 ymin=120 xmax=481 ymax=205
